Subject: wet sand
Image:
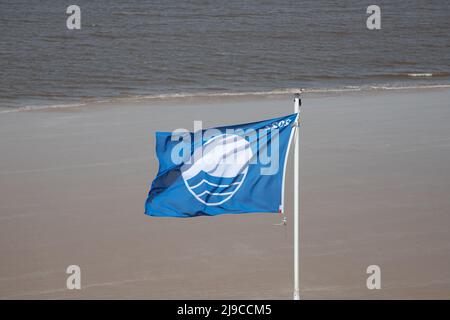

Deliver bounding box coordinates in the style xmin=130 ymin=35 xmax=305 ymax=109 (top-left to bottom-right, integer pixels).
xmin=1 ymin=89 xmax=450 ymax=299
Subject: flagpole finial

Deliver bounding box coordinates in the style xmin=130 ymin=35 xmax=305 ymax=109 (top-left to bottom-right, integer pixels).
xmin=294 ymin=89 xmax=303 ymax=107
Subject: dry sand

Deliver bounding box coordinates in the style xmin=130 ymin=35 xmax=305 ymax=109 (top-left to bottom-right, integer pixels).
xmin=1 ymin=89 xmax=450 ymax=299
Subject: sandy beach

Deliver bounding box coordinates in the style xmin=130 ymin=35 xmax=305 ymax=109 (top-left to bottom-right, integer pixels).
xmin=1 ymin=88 xmax=450 ymax=299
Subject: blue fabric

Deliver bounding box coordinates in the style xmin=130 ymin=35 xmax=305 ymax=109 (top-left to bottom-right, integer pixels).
xmin=145 ymin=113 xmax=298 ymax=217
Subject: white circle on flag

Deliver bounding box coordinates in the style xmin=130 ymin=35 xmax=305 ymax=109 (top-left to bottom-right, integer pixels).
xmin=181 ymin=134 xmax=252 ymax=206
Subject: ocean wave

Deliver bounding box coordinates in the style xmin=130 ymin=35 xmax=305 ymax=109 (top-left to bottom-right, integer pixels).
xmin=406 ymin=72 xmax=449 ymax=78
xmin=407 ymin=73 xmax=433 ymax=77
xmin=1 ymin=84 xmax=450 ymax=114
xmin=0 ymin=103 xmax=87 ymax=114
xmin=372 ymin=72 xmax=450 ymax=79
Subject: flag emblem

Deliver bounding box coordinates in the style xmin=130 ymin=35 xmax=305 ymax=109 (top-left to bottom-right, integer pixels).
xmin=181 ymin=133 xmax=253 ymax=206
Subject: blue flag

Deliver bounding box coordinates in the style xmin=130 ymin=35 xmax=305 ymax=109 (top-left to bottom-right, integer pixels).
xmin=145 ymin=113 xmax=298 ymax=217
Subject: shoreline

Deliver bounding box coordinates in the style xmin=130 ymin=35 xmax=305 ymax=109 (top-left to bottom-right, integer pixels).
xmin=1 ymin=83 xmax=450 ymax=114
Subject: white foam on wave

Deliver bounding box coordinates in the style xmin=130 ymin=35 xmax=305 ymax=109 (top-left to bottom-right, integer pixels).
xmin=1 ymin=84 xmax=450 ymax=115
xmin=0 ymin=102 xmax=87 ymax=114
xmin=407 ymin=73 xmax=434 ymax=77
xmin=368 ymin=84 xmax=450 ymax=91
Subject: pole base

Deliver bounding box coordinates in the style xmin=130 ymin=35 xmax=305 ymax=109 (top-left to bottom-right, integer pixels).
xmin=293 ymin=290 xmax=300 ymax=300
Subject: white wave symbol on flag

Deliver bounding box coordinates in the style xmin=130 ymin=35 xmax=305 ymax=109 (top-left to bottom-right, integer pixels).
xmin=181 ymin=134 xmax=253 ymax=206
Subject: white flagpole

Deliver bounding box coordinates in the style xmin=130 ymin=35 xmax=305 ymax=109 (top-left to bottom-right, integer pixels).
xmin=293 ymin=92 xmax=301 ymax=300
